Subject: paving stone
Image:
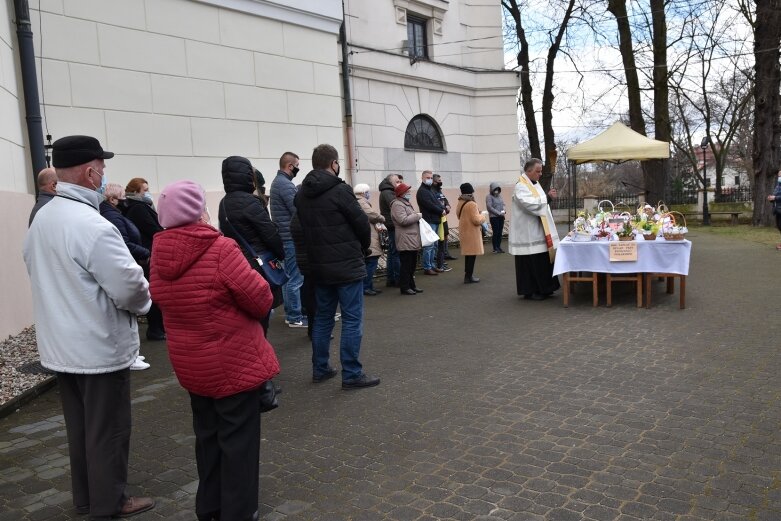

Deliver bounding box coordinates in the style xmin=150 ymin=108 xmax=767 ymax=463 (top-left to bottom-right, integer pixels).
xmin=2 ymin=232 xmax=781 ymax=519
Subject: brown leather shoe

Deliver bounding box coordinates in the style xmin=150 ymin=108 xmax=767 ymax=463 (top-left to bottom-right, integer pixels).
xmin=115 ymin=496 xmax=155 ymax=518
xmin=423 ymin=269 xmax=439 ymax=276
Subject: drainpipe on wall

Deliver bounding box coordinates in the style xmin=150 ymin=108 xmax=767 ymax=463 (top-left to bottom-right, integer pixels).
xmin=339 ymin=15 xmax=355 ymax=186
xmin=13 ymin=0 xmax=46 ymax=194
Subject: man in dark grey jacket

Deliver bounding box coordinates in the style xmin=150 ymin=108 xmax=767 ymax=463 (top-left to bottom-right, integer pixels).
xmin=28 ymin=167 xmax=57 ymax=226
xmin=270 ymin=151 xmax=306 ymax=328
xmin=294 ymin=144 xmax=379 ymax=390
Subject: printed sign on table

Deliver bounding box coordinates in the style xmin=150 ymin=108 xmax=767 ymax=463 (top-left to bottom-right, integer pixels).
xmin=609 ymin=242 xmax=638 ymax=262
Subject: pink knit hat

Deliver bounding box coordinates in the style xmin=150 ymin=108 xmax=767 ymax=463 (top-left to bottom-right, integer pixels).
xmin=157 ymin=180 xmax=206 ymax=228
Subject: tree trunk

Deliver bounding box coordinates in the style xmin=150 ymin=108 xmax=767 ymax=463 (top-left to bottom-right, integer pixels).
xmin=645 ymin=0 xmax=671 ymax=206
xmin=540 ymin=0 xmax=576 ymax=192
xmin=751 ymin=1 xmax=781 ymax=226
xmin=504 ymin=1 xmax=541 ymax=163
xmin=607 ymin=0 xmax=646 ymax=136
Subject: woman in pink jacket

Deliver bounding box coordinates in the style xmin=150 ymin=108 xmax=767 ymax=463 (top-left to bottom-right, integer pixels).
xmin=150 ymin=180 xmax=279 ymax=521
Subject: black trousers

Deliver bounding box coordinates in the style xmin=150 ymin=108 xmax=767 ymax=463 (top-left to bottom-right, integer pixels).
xmin=490 ymin=216 xmax=505 ymax=251
xmin=190 ymin=388 xmax=261 ymax=521
xmin=464 ymin=255 xmax=476 ymax=278
xmin=776 ymin=211 xmax=781 ymax=233
xmin=57 ymin=370 xmax=131 ymax=517
xmin=398 ymin=250 xmax=418 ymax=291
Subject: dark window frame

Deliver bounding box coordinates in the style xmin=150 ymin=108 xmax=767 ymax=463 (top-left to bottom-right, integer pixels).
xmin=407 ymin=15 xmax=428 ymax=59
xmin=404 ymin=114 xmax=445 ymax=152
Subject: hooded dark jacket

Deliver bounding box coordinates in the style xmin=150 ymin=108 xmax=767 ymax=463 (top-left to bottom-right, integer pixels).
xmin=294 ymin=169 xmax=370 ymax=285
xmin=378 ymin=177 xmax=397 ymax=231
xmin=218 ymin=156 xmax=285 ymax=304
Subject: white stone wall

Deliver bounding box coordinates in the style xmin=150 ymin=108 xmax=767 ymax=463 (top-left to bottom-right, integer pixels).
xmin=29 ymin=0 xmax=344 ymax=193
xmin=0 ymin=0 xmax=344 ymax=337
xmin=344 ymin=1 xmax=520 ymax=193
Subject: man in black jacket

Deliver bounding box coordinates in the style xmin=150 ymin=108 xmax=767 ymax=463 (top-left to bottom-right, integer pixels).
xmin=294 ymin=144 xmax=380 ymax=390
xmin=416 ymin=170 xmax=445 ymax=275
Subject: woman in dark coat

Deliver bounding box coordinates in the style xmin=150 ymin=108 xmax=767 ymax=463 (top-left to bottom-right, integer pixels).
xmin=123 ymin=177 xmax=166 ymax=341
xmin=100 ymin=182 xmax=151 ymax=370
xmin=218 ymin=156 xmax=285 ymax=333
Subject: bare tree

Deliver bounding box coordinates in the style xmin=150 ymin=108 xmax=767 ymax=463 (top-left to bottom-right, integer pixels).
xmin=668 ymin=2 xmax=753 ymax=204
xmin=502 ymin=0 xmax=580 ymax=192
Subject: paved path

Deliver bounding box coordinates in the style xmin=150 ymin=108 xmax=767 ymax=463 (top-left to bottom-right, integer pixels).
xmin=1 ymin=231 xmax=780 ymax=521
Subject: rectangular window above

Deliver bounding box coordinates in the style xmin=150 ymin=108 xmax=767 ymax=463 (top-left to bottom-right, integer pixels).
xmin=407 ymin=15 xmax=428 ymax=59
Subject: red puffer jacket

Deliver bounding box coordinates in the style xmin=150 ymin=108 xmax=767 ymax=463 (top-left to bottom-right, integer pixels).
xmin=150 ymin=222 xmax=279 ymax=398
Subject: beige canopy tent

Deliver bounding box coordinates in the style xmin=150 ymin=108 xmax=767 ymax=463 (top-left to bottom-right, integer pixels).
xmin=564 ymin=122 xmax=670 ymax=224
xmin=567 ymin=122 xmax=670 ymax=164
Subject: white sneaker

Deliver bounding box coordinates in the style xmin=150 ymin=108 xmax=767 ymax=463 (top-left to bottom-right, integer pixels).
xmin=137 ymin=355 xmax=146 ymax=361
xmin=130 ymin=357 xmax=150 ymax=371
xmin=334 ymin=313 xmax=341 ymax=321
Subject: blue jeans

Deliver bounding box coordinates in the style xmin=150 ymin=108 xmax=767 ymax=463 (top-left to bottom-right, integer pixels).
xmin=312 ymin=281 xmax=364 ymax=381
xmin=364 ymin=257 xmax=379 ymax=292
xmin=421 ymin=222 xmax=438 ymax=270
xmin=386 ymin=232 xmax=400 ymax=284
xmin=282 ymin=241 xmax=304 ymax=323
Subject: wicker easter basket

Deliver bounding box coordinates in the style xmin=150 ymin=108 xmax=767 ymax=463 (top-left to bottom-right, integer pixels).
xmin=661 ymin=211 xmax=687 ymax=241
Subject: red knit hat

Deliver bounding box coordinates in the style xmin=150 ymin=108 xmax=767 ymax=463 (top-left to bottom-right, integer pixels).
xmin=394 ymin=183 xmax=411 ymax=197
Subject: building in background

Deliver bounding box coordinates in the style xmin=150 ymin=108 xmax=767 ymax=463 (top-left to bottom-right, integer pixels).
xmin=0 ymin=0 xmax=519 ymax=338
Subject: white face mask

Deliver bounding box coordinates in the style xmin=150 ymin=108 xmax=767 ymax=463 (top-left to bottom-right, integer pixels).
xmin=424 ymin=179 xmax=433 ymax=186
xmin=403 ymin=193 xmax=412 ymax=201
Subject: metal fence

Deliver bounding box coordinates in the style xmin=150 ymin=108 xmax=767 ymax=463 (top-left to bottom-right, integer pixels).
xmin=715 ymin=186 xmax=752 ymax=203
xmin=550 ymin=196 xmax=583 ymax=210
xmin=666 ymin=188 xmax=698 ymax=205
xmin=595 ymin=192 xmax=639 ymax=210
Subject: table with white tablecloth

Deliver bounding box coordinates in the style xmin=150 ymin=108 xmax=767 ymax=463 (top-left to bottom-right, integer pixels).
xmin=552 ymin=237 xmax=692 ymax=307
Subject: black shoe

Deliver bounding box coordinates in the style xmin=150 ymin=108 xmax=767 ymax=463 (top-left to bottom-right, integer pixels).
xmin=342 ymin=374 xmax=380 ymax=390
xmin=75 ymin=506 xmax=89 ymax=515
xmin=524 ymin=293 xmax=546 ymax=301
xmin=413 ymin=288 xmax=424 ymax=293
xmin=373 ymin=288 xmax=382 ymax=294
xmin=445 ymin=255 xmax=458 ymax=260
xmin=401 ymin=289 xmax=417 ymax=295
xmin=464 ymin=276 xmax=480 ymax=283
xmin=313 ymin=367 xmax=338 ymax=383
xmin=363 ymin=290 xmax=378 ymax=296
xmin=146 ymin=331 xmax=166 ymax=341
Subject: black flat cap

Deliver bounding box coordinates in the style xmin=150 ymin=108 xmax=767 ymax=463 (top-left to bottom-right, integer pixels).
xmin=52 ymin=135 xmax=114 ymax=168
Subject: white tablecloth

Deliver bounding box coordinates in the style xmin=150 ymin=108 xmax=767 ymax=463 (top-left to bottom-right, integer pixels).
xmin=553 ymin=237 xmax=692 ymax=276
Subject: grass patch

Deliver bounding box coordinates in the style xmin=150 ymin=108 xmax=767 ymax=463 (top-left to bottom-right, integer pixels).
xmin=688 ymin=224 xmax=779 ymax=246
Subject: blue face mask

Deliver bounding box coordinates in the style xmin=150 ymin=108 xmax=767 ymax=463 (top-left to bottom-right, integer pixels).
xmin=364 ymin=192 xmax=371 ymax=199
xmin=142 ymin=192 xmax=154 ymax=204
xmin=91 ymin=168 xmax=107 ymax=194
xmin=403 ymin=193 xmax=412 ymax=201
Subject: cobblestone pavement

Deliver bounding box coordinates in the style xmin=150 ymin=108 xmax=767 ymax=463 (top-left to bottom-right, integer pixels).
xmin=1 ymin=230 xmax=779 ymax=521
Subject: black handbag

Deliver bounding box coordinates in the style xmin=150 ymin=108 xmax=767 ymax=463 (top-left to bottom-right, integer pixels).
xmin=219 ymin=200 xmax=289 ymax=287
xmin=258 ymin=380 xmax=279 ymax=413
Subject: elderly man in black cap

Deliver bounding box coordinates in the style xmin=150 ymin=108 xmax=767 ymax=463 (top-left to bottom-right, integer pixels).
xmin=23 ymin=135 xmax=156 ymax=520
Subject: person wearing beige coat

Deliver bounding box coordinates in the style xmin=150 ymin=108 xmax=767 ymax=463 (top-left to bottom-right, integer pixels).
xmin=455 ymin=183 xmax=486 ymax=283
xmin=354 ymin=183 xmax=386 ymax=295
xmin=390 ymin=183 xmax=423 ymax=295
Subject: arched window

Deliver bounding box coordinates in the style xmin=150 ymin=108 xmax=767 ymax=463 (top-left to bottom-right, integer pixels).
xmin=404 ymin=115 xmax=445 ymax=151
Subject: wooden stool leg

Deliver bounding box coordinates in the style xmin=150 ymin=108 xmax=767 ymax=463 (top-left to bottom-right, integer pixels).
xmin=636 ymin=274 xmax=643 ymax=308
xmin=592 ymin=273 xmax=599 ymax=307
xmin=679 ymin=276 xmax=686 ymax=309
xmin=606 ymin=274 xmax=613 ymax=307
xmin=645 ymin=274 xmax=652 ymax=308
xmin=666 ymin=277 xmax=674 ymax=294
xmin=563 ymin=273 xmax=570 ymax=307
